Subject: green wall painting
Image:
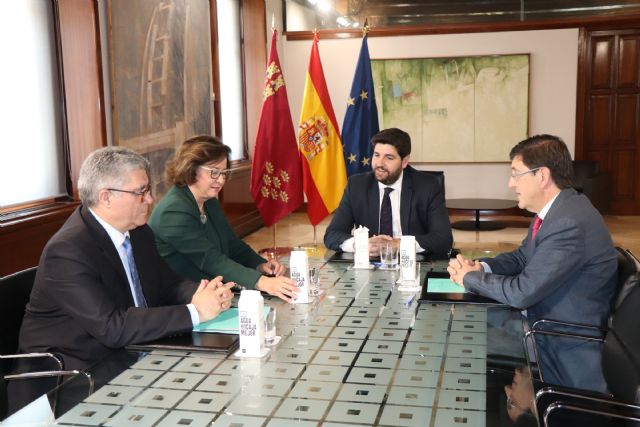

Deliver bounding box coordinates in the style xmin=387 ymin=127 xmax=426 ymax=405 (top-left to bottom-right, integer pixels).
xmin=371 ymin=54 xmax=529 ymax=162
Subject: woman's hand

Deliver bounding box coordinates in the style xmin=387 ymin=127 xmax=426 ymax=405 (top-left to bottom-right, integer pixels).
xmin=257 ymin=275 xmax=298 ymax=303
xmin=258 ymin=259 xmax=285 ymax=277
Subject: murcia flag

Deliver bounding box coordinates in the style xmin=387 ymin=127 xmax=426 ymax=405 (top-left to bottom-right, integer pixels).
xmin=250 ymin=29 xmax=303 ymax=227
xmin=297 ymin=34 xmax=347 ymax=226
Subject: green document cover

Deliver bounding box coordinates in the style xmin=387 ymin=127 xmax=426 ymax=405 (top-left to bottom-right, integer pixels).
xmin=428 ymin=278 xmax=466 ymax=294
xmin=193 ymin=307 xmax=270 ymax=334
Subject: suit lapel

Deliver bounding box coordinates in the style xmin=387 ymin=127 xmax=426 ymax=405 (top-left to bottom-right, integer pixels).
xmin=78 ymin=206 xmax=133 ymax=299
xmin=400 ymin=168 xmax=412 ymax=234
xmin=529 ymin=189 xmax=573 ymax=249
xmin=367 ymin=176 xmax=380 ymax=234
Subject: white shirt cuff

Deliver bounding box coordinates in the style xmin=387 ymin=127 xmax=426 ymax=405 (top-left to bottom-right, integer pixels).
xmin=340 ymin=237 xmax=355 ymax=252
xmin=480 ymin=262 xmax=492 ymax=273
xmin=187 ymin=303 xmax=200 ymax=326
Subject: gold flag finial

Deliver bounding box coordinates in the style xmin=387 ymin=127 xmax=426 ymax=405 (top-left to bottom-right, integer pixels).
xmin=362 ymin=18 xmax=370 ymax=37
xmin=313 ymin=27 xmax=318 ymax=37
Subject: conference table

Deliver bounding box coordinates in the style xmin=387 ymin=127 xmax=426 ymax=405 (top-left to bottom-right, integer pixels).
xmin=7 ymin=254 xmax=538 ymax=427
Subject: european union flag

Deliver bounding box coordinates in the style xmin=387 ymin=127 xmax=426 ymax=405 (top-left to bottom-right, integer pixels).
xmin=341 ymin=35 xmax=379 ymax=177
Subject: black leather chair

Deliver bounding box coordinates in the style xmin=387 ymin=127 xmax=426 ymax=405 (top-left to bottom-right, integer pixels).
xmin=0 ymin=267 xmax=90 ymax=420
xmin=421 ymin=170 xmax=445 ymax=199
xmin=525 ymin=247 xmax=639 ymax=383
xmin=535 ymin=273 xmax=640 ymax=426
xmin=572 ymin=160 xmax=610 ymax=214
xmin=0 ymin=267 xmax=37 ymax=355
xmin=528 ymin=249 xmax=640 ymax=426
xmin=419 ymin=170 xmax=459 ymax=258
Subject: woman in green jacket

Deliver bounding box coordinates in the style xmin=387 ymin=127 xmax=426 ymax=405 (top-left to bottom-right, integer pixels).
xmin=148 ymin=135 xmax=298 ymax=302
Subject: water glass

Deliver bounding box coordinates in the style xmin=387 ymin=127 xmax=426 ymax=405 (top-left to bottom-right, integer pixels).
xmin=264 ymin=307 xmax=277 ymax=346
xmin=379 ymin=243 xmax=399 ymax=270
xmin=309 ymin=267 xmax=320 ymax=296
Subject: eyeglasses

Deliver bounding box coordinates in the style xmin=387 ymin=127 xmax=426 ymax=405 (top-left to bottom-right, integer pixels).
xmin=510 ymin=167 xmax=541 ymax=179
xmin=107 ymin=185 xmax=152 ymax=201
xmin=200 ymin=165 xmax=232 ymax=180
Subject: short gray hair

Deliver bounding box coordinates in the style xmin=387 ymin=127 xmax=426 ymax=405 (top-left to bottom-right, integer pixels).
xmin=78 ymin=146 xmax=150 ymax=207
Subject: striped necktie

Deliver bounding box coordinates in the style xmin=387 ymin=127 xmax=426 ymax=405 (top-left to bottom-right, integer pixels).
xmin=122 ymin=237 xmax=147 ymax=307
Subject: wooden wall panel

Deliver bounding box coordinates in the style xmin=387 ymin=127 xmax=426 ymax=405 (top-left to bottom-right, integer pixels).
xmin=241 ymin=0 xmax=267 ymax=158
xmin=591 ymin=36 xmax=614 ymax=89
xmin=58 ymin=0 xmax=106 ymax=195
xmin=578 ymin=28 xmax=640 ymax=214
xmin=612 ymin=150 xmax=635 ymax=199
xmin=219 ymin=164 xmax=264 ymax=237
xmin=619 ymin=36 xmax=640 ymax=88
xmin=615 ymin=94 xmax=639 ymax=142
xmin=587 ymin=95 xmax=612 ymax=146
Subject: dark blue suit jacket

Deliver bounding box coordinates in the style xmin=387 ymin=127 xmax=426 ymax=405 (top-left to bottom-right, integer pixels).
xmin=19 ymin=206 xmax=197 ymax=370
xmin=464 ymin=189 xmax=618 ymax=392
xmin=324 ymin=166 xmax=453 ymax=258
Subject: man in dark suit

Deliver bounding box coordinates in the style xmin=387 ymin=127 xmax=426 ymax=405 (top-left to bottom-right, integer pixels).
xmin=18 ymin=147 xmax=234 ymax=370
xmin=324 ymin=128 xmax=453 ymax=258
xmin=448 ymin=134 xmax=617 ymax=393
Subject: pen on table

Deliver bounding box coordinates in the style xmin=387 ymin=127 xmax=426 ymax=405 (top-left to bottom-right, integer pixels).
xmin=406 ymin=294 xmax=416 ymax=307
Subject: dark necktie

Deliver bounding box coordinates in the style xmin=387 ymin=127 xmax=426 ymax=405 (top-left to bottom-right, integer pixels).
xmin=531 ymin=215 xmax=543 ymax=241
xmin=380 ymin=187 xmax=394 ymax=236
xmin=122 ymin=237 xmax=147 ymax=307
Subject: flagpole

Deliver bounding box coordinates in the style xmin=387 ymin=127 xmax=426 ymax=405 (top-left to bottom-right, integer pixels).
xmin=299 ymin=223 xmax=320 ymax=253
xmin=258 ymin=221 xmax=294 ymax=259
xmin=313 ymin=226 xmax=317 ymax=247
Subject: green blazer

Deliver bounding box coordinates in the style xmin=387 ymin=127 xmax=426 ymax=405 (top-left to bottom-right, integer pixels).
xmin=148 ymin=185 xmax=265 ymax=287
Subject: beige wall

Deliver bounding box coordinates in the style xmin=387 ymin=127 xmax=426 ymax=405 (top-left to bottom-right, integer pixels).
xmin=267 ymin=0 xmax=579 ymax=199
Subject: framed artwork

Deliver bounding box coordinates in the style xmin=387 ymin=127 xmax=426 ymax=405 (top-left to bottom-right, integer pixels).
xmin=371 ymin=54 xmax=529 ymax=162
xmin=108 ymin=0 xmax=214 ymax=198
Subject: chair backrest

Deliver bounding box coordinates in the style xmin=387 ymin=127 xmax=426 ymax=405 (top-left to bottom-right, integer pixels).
xmin=602 ymin=271 xmax=640 ymax=403
xmin=0 ymin=267 xmax=37 ymax=355
xmin=611 ymin=248 xmax=640 ymax=312
xmin=421 ymin=170 xmax=445 ymax=199
xmin=572 ymin=160 xmax=599 ymax=188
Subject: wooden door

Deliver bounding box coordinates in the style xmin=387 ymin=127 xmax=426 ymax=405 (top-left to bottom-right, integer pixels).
xmin=577 ymin=28 xmax=640 ymax=215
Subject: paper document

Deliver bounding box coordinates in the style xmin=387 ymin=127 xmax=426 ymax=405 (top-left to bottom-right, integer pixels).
xmin=193 ymin=307 xmax=270 ymax=334
xmin=428 ymin=278 xmax=466 ymax=294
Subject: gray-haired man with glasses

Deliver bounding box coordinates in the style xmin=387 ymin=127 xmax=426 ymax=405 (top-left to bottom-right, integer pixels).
xmin=18 ymin=146 xmax=235 ymax=371
xmin=448 ymin=134 xmax=617 ymax=393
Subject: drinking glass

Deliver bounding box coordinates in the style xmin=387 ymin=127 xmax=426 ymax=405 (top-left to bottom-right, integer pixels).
xmin=264 ymin=307 xmax=277 ymax=346
xmin=309 ymin=267 xmax=321 ymax=296
xmin=379 ymin=243 xmax=399 ymax=270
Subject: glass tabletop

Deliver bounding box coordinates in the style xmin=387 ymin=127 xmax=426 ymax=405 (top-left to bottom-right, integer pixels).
xmin=5 ymin=259 xmax=538 ymax=427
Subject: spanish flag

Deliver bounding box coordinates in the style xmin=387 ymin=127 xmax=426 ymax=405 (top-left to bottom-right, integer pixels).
xmin=297 ymin=34 xmax=347 ymax=226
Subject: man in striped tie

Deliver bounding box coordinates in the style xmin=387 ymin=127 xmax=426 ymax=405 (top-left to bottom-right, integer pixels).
xmin=448 ymin=134 xmax=617 ymax=393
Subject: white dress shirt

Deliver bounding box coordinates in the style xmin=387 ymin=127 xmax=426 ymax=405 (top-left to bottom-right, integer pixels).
xmin=88 ymin=208 xmax=200 ymax=325
xmin=340 ymin=171 xmax=425 ymax=252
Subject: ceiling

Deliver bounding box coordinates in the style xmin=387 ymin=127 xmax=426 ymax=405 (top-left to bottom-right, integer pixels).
xmin=287 ymin=0 xmax=640 ymax=30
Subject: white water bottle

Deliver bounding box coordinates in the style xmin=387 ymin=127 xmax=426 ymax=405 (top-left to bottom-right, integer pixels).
xmin=354 ymin=226 xmax=370 ymax=268
xmin=400 ymin=235 xmax=416 ymax=281
xmin=238 ymin=290 xmax=265 ymax=356
xmin=289 ymin=250 xmax=310 ymax=304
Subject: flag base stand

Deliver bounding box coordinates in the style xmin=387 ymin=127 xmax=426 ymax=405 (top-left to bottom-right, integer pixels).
xmin=258 ymin=246 xmax=294 ymax=259
xmin=258 ymin=224 xmax=293 ymax=259
xmin=296 ymin=225 xmax=322 ymax=253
